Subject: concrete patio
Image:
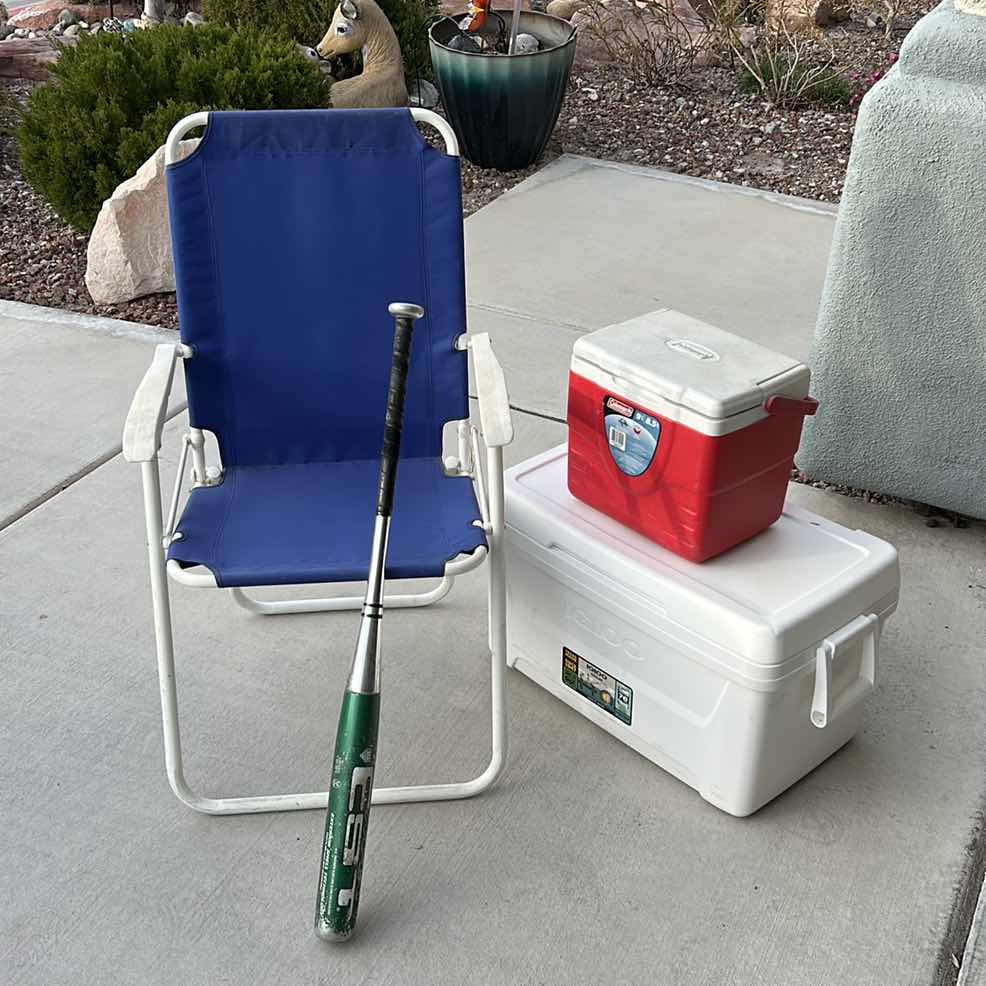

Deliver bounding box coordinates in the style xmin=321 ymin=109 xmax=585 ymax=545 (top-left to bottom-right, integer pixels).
xmin=1 ymin=156 xmax=984 ymax=986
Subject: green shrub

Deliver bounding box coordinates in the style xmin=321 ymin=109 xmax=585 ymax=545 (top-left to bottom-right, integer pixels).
xmin=203 ymin=0 xmax=334 ymax=43
xmin=0 ymin=84 xmax=14 ymax=138
xmin=204 ymin=0 xmax=440 ymax=81
xmin=807 ymin=70 xmax=852 ymax=108
xmin=17 ymin=24 xmax=330 ymax=232
xmin=740 ymin=54 xmax=851 ymax=108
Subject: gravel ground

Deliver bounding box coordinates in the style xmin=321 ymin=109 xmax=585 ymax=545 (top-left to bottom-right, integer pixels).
xmin=0 ymin=0 xmax=928 ymax=330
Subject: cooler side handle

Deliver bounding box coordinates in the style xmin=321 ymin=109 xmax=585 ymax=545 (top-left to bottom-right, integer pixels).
xmin=765 ymin=394 xmax=819 ymax=417
xmin=810 ymin=613 xmax=880 ymax=729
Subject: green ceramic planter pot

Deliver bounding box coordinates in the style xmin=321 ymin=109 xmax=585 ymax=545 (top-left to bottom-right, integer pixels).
xmin=429 ymin=11 xmax=577 ymax=172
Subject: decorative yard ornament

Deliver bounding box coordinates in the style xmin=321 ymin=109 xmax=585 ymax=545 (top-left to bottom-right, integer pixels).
xmin=461 ymin=0 xmax=492 ymax=32
xmin=459 ymin=0 xmax=508 ymax=50
xmin=317 ymin=0 xmax=409 ymax=109
xmin=429 ymin=8 xmax=576 ymax=169
xmin=455 ymin=0 xmax=526 ymax=52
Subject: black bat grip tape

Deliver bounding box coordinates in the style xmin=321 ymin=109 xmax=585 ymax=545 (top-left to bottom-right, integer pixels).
xmin=377 ymin=316 xmax=415 ymax=518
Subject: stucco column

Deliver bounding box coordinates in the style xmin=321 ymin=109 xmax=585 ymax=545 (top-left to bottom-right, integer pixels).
xmin=797 ymin=0 xmax=986 ymax=518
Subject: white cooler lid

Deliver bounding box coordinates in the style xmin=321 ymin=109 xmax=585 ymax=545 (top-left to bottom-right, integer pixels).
xmin=572 ymin=309 xmax=809 ymax=425
xmin=506 ymin=446 xmax=899 ymax=672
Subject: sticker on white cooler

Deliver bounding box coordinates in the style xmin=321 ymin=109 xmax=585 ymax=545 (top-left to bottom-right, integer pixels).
xmin=563 ymin=646 xmax=633 ymax=725
xmin=603 ymin=395 xmax=661 ymax=477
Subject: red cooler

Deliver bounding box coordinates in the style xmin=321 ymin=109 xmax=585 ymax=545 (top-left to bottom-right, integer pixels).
xmin=568 ymin=309 xmax=818 ymax=562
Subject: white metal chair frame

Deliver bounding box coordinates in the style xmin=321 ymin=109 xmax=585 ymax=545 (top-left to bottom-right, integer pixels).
xmin=123 ymin=109 xmax=513 ymax=816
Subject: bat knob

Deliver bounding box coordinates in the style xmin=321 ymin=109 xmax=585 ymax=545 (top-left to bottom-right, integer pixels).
xmin=388 ymin=302 xmax=425 ymax=320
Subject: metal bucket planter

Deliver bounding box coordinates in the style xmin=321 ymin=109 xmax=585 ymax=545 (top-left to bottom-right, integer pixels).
xmin=429 ymin=11 xmax=577 ymax=171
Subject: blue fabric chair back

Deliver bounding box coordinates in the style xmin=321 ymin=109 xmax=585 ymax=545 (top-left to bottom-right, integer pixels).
xmin=166 ymin=109 xmax=468 ymax=467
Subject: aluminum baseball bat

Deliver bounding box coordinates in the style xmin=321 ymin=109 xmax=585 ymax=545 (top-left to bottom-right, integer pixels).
xmin=314 ymin=301 xmax=423 ymax=942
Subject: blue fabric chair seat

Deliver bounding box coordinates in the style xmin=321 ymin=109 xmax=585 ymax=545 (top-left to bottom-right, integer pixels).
xmin=168 ymin=457 xmax=486 ymax=588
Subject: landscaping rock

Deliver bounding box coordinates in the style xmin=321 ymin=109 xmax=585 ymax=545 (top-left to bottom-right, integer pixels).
xmin=85 ymin=139 xmax=199 ymax=305
xmin=767 ymin=0 xmax=850 ymax=31
xmin=571 ymin=0 xmax=709 ymax=71
xmin=0 ymin=24 xmax=13 ymax=40
xmin=9 ymin=2 xmax=137 ymax=31
xmin=408 ymin=77 xmax=440 ymax=108
xmin=58 ymin=8 xmax=80 ymax=26
xmin=63 ymin=23 xmax=80 ymax=36
xmin=546 ymin=0 xmax=581 ymax=18
xmin=0 ymin=37 xmax=64 ymax=79
xmin=183 ymin=11 xmax=204 ymax=25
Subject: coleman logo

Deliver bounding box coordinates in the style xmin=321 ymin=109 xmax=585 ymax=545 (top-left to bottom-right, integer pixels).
xmin=605 ymin=396 xmax=634 ymax=416
xmin=570 ymin=605 xmax=642 ymax=662
xmin=666 ymin=338 xmax=720 ymax=361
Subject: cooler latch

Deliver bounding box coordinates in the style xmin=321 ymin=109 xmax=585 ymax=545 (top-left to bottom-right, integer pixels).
xmin=810 ymin=613 xmax=880 ymax=729
xmin=765 ymin=394 xmax=819 ymax=417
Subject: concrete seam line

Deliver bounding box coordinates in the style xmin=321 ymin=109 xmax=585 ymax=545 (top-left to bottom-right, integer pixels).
xmin=0 ymin=299 xmax=176 ymax=345
xmin=559 ymin=153 xmax=840 ymax=218
xmin=935 ymin=802 xmax=986 ymax=986
xmin=469 ymin=394 xmax=565 ymax=425
xmin=467 ymin=302 xmax=588 ymax=334
xmin=0 ymin=402 xmax=188 ymax=535
xmin=957 ymin=873 xmax=986 ymax=986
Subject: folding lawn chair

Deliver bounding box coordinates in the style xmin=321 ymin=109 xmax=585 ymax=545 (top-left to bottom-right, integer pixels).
xmin=122 ymin=108 xmax=513 ymax=815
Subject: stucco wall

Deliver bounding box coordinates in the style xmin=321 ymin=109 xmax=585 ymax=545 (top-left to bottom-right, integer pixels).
xmin=798 ymin=0 xmax=986 ymax=517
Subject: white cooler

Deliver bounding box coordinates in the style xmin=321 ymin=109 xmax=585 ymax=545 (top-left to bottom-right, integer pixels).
xmin=505 ymin=445 xmax=900 ymax=816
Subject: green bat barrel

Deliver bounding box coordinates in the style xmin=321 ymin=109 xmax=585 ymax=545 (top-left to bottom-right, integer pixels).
xmin=314 ymin=690 xmax=381 ymax=941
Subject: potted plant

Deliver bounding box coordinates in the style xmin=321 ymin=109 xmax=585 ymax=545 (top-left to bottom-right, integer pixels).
xmin=429 ymin=5 xmax=576 ymax=171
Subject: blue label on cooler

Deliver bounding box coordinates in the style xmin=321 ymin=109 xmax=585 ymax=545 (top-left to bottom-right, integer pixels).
xmin=603 ymin=395 xmax=661 ymax=477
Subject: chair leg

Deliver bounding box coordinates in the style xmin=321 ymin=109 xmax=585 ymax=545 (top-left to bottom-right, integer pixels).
xmin=139 ymin=460 xmax=508 ymax=816
xmin=228 ymin=577 xmax=454 ymax=616
xmin=374 ymin=445 xmax=508 ymax=805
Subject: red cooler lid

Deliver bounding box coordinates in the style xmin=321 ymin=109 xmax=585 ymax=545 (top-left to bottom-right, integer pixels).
xmin=572 ymin=309 xmax=810 ymax=435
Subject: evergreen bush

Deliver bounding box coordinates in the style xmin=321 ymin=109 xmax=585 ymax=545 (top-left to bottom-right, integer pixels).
xmin=740 ymin=54 xmax=851 ymax=107
xmin=203 ymin=0 xmax=334 ymax=43
xmin=17 ymin=24 xmax=330 ymax=232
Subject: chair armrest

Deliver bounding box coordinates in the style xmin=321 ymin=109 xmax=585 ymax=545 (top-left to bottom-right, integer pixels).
xmin=471 ymin=333 xmax=514 ymax=448
xmin=122 ymin=344 xmax=181 ymax=463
